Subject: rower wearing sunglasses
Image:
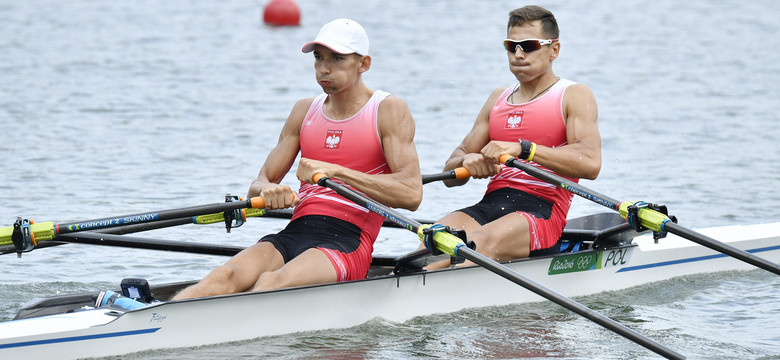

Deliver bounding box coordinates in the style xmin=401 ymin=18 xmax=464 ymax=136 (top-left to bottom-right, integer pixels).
xmin=427 ymin=5 xmax=601 ymax=268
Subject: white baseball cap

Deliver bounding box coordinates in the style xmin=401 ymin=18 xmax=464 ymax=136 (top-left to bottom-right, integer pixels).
xmin=301 ymin=18 xmax=369 ymax=55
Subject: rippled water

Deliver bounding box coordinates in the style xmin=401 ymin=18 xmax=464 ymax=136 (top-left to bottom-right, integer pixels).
xmin=1 ymin=0 xmax=779 ymax=359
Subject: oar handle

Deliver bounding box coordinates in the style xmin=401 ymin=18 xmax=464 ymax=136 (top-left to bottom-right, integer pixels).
xmin=250 ymin=196 xmax=266 ymax=209
xmin=313 ymin=173 xmax=327 ymax=184
xmin=421 ymin=167 xmax=471 ymax=184
xmin=498 ymin=154 xmax=514 ymax=164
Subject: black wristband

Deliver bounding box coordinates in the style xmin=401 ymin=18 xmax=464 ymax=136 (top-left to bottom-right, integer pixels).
xmin=519 ymin=139 xmax=532 ymax=160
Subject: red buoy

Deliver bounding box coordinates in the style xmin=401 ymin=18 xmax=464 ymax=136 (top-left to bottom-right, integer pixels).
xmin=263 ymin=0 xmax=301 ymax=26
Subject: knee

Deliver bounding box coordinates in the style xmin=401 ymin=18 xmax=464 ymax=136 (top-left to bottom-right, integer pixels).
xmin=210 ymin=265 xmax=235 ymax=282
xmin=174 ymin=265 xmax=240 ymax=300
xmin=204 ymin=266 xmax=242 ymax=293
xmin=252 ymin=271 xmax=282 ymax=292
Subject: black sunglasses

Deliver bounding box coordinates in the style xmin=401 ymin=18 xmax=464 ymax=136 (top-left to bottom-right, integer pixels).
xmin=502 ymin=38 xmax=558 ymax=53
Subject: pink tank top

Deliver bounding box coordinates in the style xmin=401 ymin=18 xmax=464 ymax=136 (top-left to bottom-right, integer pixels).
xmin=293 ymin=90 xmax=391 ymax=236
xmin=486 ymin=79 xmax=578 ymax=220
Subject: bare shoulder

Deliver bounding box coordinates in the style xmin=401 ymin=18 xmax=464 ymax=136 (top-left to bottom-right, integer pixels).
xmin=377 ymin=94 xmax=411 ymax=114
xmin=473 ymin=87 xmax=510 ymax=120
xmin=286 ymin=97 xmax=317 ymax=124
xmin=278 ymin=97 xmax=317 ymax=135
xmin=290 ymin=97 xmax=317 ymax=115
xmin=563 ymin=83 xmax=596 ymax=104
xmin=487 ymin=86 xmax=510 ymax=103
xmin=377 ymin=94 xmax=413 ymax=124
xmin=377 ymin=94 xmax=415 ymax=138
xmin=491 ymin=86 xmax=510 ymax=97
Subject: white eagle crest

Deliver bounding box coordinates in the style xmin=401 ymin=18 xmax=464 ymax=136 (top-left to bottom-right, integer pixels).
xmin=326 ymin=134 xmax=341 ymax=148
xmin=507 ymin=115 xmax=521 ymax=128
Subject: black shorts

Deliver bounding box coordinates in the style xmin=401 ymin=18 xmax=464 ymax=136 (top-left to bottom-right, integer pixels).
xmin=457 ymin=188 xmax=560 ymax=256
xmin=260 ymin=215 xmax=361 ymax=263
xmin=458 ymin=187 xmax=553 ymax=224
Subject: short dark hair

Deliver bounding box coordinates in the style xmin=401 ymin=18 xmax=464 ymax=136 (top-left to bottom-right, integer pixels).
xmin=507 ymin=5 xmax=559 ymax=39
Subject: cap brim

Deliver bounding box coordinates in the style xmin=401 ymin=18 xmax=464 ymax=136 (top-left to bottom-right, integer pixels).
xmin=301 ymin=41 xmax=356 ymax=55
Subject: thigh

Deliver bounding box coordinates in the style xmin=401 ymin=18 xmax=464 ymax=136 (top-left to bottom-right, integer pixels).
xmin=438 ymin=210 xmax=483 ymax=234
xmin=253 ymin=248 xmax=337 ymax=291
xmin=472 ymin=211 xmax=532 ymax=260
xmin=222 ymin=242 xmax=285 ymax=290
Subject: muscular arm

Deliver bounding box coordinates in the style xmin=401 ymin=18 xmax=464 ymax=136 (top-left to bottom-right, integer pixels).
xmin=480 ymin=84 xmax=601 ymax=180
xmin=247 ymin=98 xmax=313 ymax=209
xmin=296 ymin=95 xmax=423 ymax=210
xmin=441 ymin=88 xmax=506 ymax=187
xmin=528 ymin=84 xmax=601 ymax=179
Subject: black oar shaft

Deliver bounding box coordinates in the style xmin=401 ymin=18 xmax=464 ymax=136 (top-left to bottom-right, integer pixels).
xmin=56 ymin=199 xmax=259 ymax=235
xmin=422 ymin=167 xmax=471 ymax=185
xmin=0 ymin=209 xmax=437 ymax=256
xmin=422 ymin=171 xmax=455 ymax=184
xmin=665 ymin=222 xmax=780 ymax=275
xmin=501 ymin=155 xmax=780 ymax=276
xmin=504 ymin=157 xmax=621 ymax=210
xmin=460 ymin=247 xmax=685 ymax=360
xmin=316 ymin=176 xmax=422 ymax=232
xmin=99 ymin=218 xmax=195 ymax=234
xmin=314 ymin=174 xmax=684 ymax=359
xmin=57 ymin=232 xmax=245 ymax=256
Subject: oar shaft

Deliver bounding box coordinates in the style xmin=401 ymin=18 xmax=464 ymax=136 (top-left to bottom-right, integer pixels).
xmin=665 ymin=222 xmax=780 ymax=275
xmin=0 ymin=218 xmax=203 ymax=255
xmin=57 ymin=232 xmax=245 ymax=256
xmin=499 ymin=154 xmax=780 ymax=276
xmin=56 ymin=198 xmax=264 ymax=235
xmin=313 ymin=173 xmax=684 ymax=359
xmin=459 ymin=247 xmax=685 ymax=360
xmin=499 ymin=155 xmax=621 ymax=210
xmin=314 ymin=174 xmax=422 ymax=232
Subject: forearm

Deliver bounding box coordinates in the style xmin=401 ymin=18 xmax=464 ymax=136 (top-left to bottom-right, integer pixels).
xmin=327 ymin=166 xmax=422 ymax=210
xmin=528 ymin=142 xmax=601 ymax=180
xmin=442 ymin=147 xmax=470 ymax=187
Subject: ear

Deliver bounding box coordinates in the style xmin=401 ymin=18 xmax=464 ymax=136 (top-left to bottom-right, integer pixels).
xmin=549 ymin=42 xmax=560 ymax=61
xmin=358 ymin=55 xmax=372 ymax=73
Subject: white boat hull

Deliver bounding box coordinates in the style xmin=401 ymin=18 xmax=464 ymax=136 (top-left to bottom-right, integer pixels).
xmin=1 ymin=221 xmax=779 ymax=359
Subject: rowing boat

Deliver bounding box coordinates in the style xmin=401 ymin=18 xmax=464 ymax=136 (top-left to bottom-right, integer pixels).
xmin=1 ymin=212 xmax=778 ymax=360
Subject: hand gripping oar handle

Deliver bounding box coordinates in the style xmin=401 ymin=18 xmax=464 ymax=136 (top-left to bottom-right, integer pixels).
xmin=421 ymin=167 xmax=471 ymax=184
xmin=498 ymin=154 xmax=780 ymax=276
xmin=312 ymin=173 xmax=685 ymax=360
xmin=0 ymin=196 xmax=268 ymax=256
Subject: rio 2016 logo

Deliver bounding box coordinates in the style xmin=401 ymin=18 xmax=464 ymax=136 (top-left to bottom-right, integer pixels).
xmin=548 ymin=247 xmax=634 ymax=275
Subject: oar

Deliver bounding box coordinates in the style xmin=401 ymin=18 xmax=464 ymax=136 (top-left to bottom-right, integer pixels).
xmin=312 ymin=173 xmax=685 ymax=360
xmin=0 ymin=204 xmax=436 ymax=257
xmin=52 ymin=232 xmax=427 ymax=266
xmin=0 ymin=197 xmax=267 ymax=256
xmin=422 ymin=167 xmax=471 ymax=184
xmin=56 ymin=232 xmax=246 ymax=256
xmin=498 ymin=154 xmax=780 ymax=276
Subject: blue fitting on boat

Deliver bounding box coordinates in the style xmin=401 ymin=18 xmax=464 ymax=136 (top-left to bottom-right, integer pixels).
xmin=95 ymin=290 xmax=148 ymax=310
